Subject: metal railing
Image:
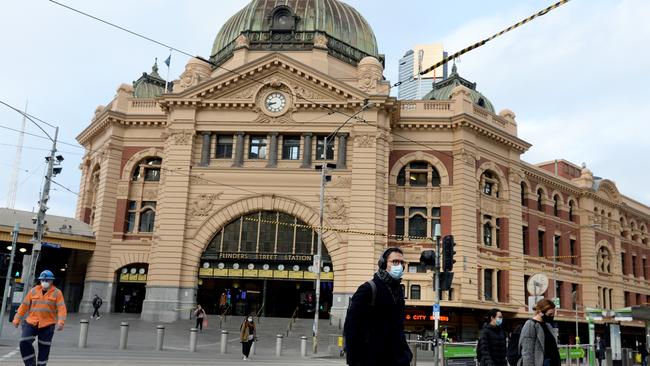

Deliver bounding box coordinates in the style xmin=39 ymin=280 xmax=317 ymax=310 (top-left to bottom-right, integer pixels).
xmin=285 ymin=306 xmax=300 ymax=337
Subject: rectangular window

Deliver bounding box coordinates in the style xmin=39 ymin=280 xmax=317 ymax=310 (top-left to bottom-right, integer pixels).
xmin=554 ymin=235 xmax=561 ymax=260
xmin=555 ymin=280 xmax=563 ymax=308
xmin=523 ymin=226 xmax=529 ymax=255
xmin=633 ymin=255 xmax=638 ymax=277
xmin=315 ymin=136 xmax=334 ymax=160
xmin=395 ymin=207 xmax=405 ymax=240
xmin=408 ymin=207 xmax=427 ymax=239
xmin=643 ymin=258 xmax=648 ymax=279
xmin=240 ymin=213 xmax=259 ymax=252
xmin=216 ymin=135 xmax=233 ymax=159
xmin=484 ymin=269 xmax=494 ymax=301
xmin=249 ymin=135 xmax=268 ymax=159
xmin=410 ymin=285 xmax=421 ymax=300
xmin=125 ymin=200 xmax=137 ymax=233
xmin=138 ymin=202 xmax=156 ymax=233
xmin=624 ymin=291 xmax=630 ymax=307
xmin=281 ymin=136 xmax=301 ymax=160
xmin=570 ymin=239 xmax=576 ymax=265
xmin=572 ymin=283 xmax=579 ymax=309
xmin=622 ymin=253 xmax=627 ymax=275
xmin=538 ymin=230 xmax=545 ymax=257
xmin=495 ymin=218 xmax=501 ymax=248
xmin=144 ymin=167 xmax=161 ymax=182
xmin=431 ymin=207 xmax=441 ymax=237
xmin=524 ymin=275 xmax=531 ymax=296
xmin=408 ymin=263 xmax=427 ymax=273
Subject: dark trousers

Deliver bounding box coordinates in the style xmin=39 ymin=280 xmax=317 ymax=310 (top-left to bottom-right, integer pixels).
xmin=195 ymin=318 xmax=203 ymax=330
xmin=92 ymin=307 xmax=100 ymax=318
xmin=242 ymin=340 xmax=253 ymax=357
xmin=19 ymin=323 xmax=55 ymax=366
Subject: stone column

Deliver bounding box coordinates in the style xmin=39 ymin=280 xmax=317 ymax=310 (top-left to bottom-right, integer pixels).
xmin=200 ymin=132 xmax=211 ymax=166
xmin=300 ymin=133 xmax=313 ymax=168
xmin=336 ymin=133 xmax=348 ymax=169
xmin=232 ymin=132 xmax=245 ymax=167
xmin=266 ymin=133 xmax=278 ymax=168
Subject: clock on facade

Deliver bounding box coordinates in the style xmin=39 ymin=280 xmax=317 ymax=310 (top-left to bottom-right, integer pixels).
xmin=264 ymin=92 xmax=287 ymax=113
xmin=527 ymin=273 xmax=549 ymax=296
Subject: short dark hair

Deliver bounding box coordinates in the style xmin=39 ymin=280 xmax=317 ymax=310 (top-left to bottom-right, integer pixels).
xmin=378 ymin=247 xmax=404 ymax=270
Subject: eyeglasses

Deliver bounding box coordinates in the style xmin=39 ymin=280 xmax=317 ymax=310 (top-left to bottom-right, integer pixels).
xmin=389 ymin=259 xmax=405 ymax=266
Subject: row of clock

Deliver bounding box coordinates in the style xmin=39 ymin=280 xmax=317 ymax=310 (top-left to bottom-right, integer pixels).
xmin=121 ymin=267 xmax=147 ymax=275
xmin=203 ymin=262 xmax=331 ymax=273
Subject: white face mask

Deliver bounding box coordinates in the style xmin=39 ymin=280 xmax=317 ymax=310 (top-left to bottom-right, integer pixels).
xmin=247 ymin=317 xmax=253 ymax=322
xmin=41 ymin=281 xmax=51 ymax=289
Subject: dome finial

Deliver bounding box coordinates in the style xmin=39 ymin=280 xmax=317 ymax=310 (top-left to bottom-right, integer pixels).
xmin=451 ymin=60 xmax=458 ymax=75
xmin=152 ymin=58 xmax=159 ymax=74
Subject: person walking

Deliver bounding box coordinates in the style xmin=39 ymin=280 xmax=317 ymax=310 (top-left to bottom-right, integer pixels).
xmin=240 ymin=316 xmax=256 ymax=360
xmin=91 ymin=294 xmax=103 ymax=319
xmin=478 ymin=308 xmax=507 ymax=366
xmin=194 ymin=304 xmax=206 ymax=332
xmin=12 ymin=270 xmax=67 ymax=366
xmin=343 ymin=247 xmax=413 ymax=366
xmin=519 ymin=299 xmax=560 ymax=366
xmin=595 ymin=335 xmax=606 ymax=366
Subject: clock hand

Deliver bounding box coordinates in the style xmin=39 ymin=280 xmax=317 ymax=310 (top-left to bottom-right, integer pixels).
xmin=268 ymin=101 xmax=277 ymax=106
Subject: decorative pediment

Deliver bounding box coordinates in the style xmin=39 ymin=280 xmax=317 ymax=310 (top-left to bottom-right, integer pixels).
xmin=596 ymin=179 xmax=621 ymax=203
xmin=163 ymin=53 xmax=369 ymax=109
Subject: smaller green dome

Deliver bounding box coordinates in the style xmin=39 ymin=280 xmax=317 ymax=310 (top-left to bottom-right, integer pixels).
xmin=423 ymin=64 xmax=494 ymax=113
xmin=133 ymin=61 xmax=166 ymax=98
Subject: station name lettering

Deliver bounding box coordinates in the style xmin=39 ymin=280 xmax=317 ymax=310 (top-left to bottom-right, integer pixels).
xmin=215 ymin=252 xmax=313 ymax=262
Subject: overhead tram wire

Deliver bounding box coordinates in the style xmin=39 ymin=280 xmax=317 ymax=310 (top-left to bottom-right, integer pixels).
xmin=392 ymin=0 xmax=572 ymax=90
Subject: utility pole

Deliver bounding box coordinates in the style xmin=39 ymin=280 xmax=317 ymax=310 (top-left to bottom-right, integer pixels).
xmin=0 ymin=222 xmax=20 ymax=337
xmin=23 ymin=127 xmax=59 ymax=294
xmin=433 ymin=224 xmax=441 ymax=366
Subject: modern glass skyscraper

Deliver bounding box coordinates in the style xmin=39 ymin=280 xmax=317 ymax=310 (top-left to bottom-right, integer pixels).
xmin=398 ymin=43 xmax=448 ymax=100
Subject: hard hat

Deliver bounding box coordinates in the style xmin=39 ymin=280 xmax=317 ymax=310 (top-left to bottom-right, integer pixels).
xmin=37 ymin=270 xmax=55 ymax=280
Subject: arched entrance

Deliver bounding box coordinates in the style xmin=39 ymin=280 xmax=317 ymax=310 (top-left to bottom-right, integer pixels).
xmin=114 ymin=263 xmax=148 ymax=313
xmin=198 ymin=210 xmax=333 ymax=318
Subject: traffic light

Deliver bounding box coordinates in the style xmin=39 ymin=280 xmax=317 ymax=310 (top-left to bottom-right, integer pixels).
xmin=442 ymin=235 xmax=456 ymax=272
xmin=420 ymin=250 xmax=436 ymax=268
xmin=439 ymin=271 xmax=454 ymax=291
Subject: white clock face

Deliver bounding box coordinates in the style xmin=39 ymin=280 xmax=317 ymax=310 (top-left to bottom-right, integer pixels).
xmin=265 ymin=92 xmax=286 ymax=113
xmin=527 ymin=273 xmax=549 ymax=296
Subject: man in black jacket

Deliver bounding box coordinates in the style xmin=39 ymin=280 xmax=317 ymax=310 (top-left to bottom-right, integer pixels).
xmin=344 ymin=247 xmax=413 ymax=366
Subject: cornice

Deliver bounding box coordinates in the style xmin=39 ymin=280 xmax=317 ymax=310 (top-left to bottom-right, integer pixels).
xmin=77 ymin=111 xmax=167 ymax=146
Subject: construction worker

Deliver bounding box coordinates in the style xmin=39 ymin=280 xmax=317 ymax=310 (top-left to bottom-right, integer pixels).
xmin=12 ymin=270 xmax=66 ymax=366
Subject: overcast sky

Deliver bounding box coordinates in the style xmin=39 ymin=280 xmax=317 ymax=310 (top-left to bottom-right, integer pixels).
xmin=0 ymin=0 xmax=648 ymax=217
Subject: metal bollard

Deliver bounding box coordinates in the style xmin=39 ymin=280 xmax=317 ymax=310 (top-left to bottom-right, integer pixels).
xmin=78 ymin=319 xmax=89 ymax=348
xmin=300 ymin=336 xmax=307 ymax=358
xmin=220 ymin=330 xmax=228 ymax=354
xmin=276 ymin=334 xmax=283 ymax=357
xmin=189 ymin=328 xmax=198 ymax=352
xmin=119 ymin=322 xmax=129 ymax=350
xmin=155 ymin=325 xmax=165 ymax=351
xmin=409 ymin=342 xmax=418 ymax=366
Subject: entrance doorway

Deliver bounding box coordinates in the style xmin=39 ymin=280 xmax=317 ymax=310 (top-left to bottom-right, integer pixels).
xmin=197 ymin=278 xmax=333 ymax=318
xmin=114 ymin=263 xmax=148 ymax=313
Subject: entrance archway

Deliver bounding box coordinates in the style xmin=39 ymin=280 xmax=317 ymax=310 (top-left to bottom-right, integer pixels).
xmin=114 ymin=263 xmax=148 ymax=313
xmin=198 ymin=210 xmax=334 ymax=318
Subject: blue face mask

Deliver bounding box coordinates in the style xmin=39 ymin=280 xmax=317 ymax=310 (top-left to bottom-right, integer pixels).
xmin=388 ymin=264 xmax=404 ymax=279
xmin=495 ymin=318 xmax=503 ymax=326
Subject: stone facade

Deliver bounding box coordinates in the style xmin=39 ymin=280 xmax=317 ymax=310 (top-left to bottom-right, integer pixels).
xmin=75 ymin=13 xmax=649 ymax=329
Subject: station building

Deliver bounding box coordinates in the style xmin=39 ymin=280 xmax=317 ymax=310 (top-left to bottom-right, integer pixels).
xmin=74 ymin=0 xmax=649 ymax=342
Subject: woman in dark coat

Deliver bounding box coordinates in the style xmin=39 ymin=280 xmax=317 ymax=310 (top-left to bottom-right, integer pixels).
xmin=479 ymin=308 xmax=508 ymax=366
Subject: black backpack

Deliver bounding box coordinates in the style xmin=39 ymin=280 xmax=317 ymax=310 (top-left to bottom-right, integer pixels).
xmin=507 ymin=323 xmax=524 ymax=366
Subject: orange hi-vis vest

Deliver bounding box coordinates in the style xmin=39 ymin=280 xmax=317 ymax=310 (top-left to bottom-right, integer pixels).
xmin=13 ymin=285 xmax=67 ymax=328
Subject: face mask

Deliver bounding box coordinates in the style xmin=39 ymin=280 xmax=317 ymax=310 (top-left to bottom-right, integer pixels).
xmin=388 ymin=264 xmax=404 ymax=279
xmin=247 ymin=317 xmax=253 ymax=322
xmin=41 ymin=281 xmax=51 ymax=289
xmin=495 ymin=318 xmax=503 ymax=326
xmin=542 ymin=314 xmax=554 ymax=323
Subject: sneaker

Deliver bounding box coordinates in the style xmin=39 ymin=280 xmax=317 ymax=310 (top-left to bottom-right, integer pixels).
xmin=242 ymin=356 xmax=247 ymax=360
xmin=97 ymin=316 xmax=101 ymax=320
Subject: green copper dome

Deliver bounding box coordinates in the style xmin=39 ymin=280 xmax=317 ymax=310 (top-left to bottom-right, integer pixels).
xmin=210 ymin=0 xmax=380 ymax=67
xmin=423 ymin=64 xmax=495 ymax=113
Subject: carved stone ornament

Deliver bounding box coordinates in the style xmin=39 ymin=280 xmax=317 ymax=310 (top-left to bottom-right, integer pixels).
xmin=325 ymin=196 xmax=347 ymax=221
xmin=292 ymin=85 xmax=322 ymax=100
xmin=455 ymin=147 xmax=475 ymax=166
xmin=253 ymin=113 xmax=294 ymax=125
xmin=189 ymin=173 xmax=206 ymax=185
xmin=177 ymin=58 xmax=212 ymax=91
xmin=230 ymin=85 xmax=258 ymax=99
xmin=235 ymin=34 xmax=250 ymax=49
xmin=353 ymin=134 xmax=376 ymax=148
xmin=191 ymin=193 xmax=222 ymax=217
xmin=330 ymin=176 xmax=352 ymax=188
xmin=357 ymin=57 xmax=383 ymax=94
xmin=313 ymin=33 xmax=328 ymax=49
xmin=116 ymin=184 xmax=129 ymax=197
xmin=167 ymin=130 xmax=194 ymax=145
xmin=143 ymin=189 xmax=158 ymax=200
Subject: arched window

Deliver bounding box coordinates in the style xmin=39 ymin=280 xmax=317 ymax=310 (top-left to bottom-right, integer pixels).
xmin=520 ymin=182 xmax=527 ymax=206
xmin=553 ymin=195 xmax=560 ymax=217
xmin=409 ymin=207 xmax=428 ymax=239
xmin=481 ymin=171 xmax=499 ymax=197
xmin=396 ymin=161 xmax=441 ymax=187
xmin=394 ymin=206 xmax=440 ymax=241
xmin=537 ymin=188 xmax=544 ymax=211
xmin=132 ymin=157 xmax=162 ymax=182
xmin=138 ymin=203 xmax=156 ymax=232
xmin=271 ymin=6 xmax=295 ymax=31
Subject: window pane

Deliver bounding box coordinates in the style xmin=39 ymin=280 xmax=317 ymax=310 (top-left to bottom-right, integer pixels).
xmin=259 ymin=211 xmax=277 ymax=253
xmin=144 ymin=168 xmax=160 ymax=181
xmin=409 ymin=207 xmax=427 ymax=216
xmin=410 ymin=285 xmax=421 ymax=300
xmin=206 ymin=232 xmax=222 ymax=253
xmin=538 ymin=231 xmax=545 ymax=257
xmin=431 ymin=207 xmax=441 ymax=217
xmin=431 ymin=167 xmax=441 ymax=187
xmin=132 ymin=167 xmax=140 ymax=181
xmin=396 ymin=207 xmax=405 ymax=216
xmin=216 ymin=135 xmax=233 ymax=159
xmin=409 ymin=216 xmax=427 ymax=238
xmin=484 ymin=182 xmax=493 ymax=195
xmin=397 ymin=167 xmax=406 ymax=186
xmin=395 ymin=218 xmax=405 ymax=239
xmin=484 ymin=270 xmax=493 ymax=300
xmin=139 ymin=209 xmax=155 ymax=232
xmin=276 ymin=213 xmax=294 ymax=253
xmin=222 ymin=218 xmax=241 ymax=252
xmin=128 ymin=201 xmax=137 ymax=210
xmin=282 ymin=136 xmax=301 ymax=160
xmin=409 ymin=172 xmax=427 ymax=187
xmin=409 ymin=161 xmax=428 ymax=169
xmin=126 ymin=212 xmax=136 ymax=233
xmin=240 ymin=213 xmax=259 ymax=252
xmin=142 ymin=201 xmax=156 ymax=209
xmin=147 ymin=158 xmax=162 ymax=165
xmin=295 ymin=226 xmax=312 ymax=254
xmin=483 ymin=222 xmax=492 ymax=246
xmin=315 ymin=136 xmax=334 ymax=160
xmin=249 ymin=136 xmax=268 ymax=159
